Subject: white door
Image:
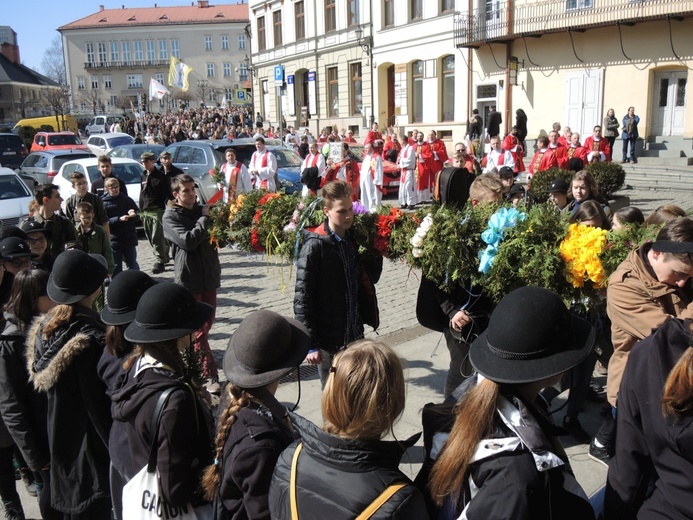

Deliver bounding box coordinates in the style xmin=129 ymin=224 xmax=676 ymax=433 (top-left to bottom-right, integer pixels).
xmin=483 ymin=0 xmax=503 ymax=39
xmin=564 ymin=70 xmax=604 ymax=138
xmin=652 ymin=71 xmax=687 ymax=136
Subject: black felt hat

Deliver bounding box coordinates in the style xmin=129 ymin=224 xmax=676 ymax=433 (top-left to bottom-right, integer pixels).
xmin=470 ymin=287 xmax=595 ymax=384
xmin=47 ymin=249 xmax=108 ymax=304
xmin=124 ymin=282 xmax=213 ymax=343
xmin=101 ymin=271 xmax=157 ymax=326
xmin=19 ymin=218 xmax=51 ymax=238
xmin=0 ymin=237 xmax=37 ymax=261
xmin=0 ymin=226 xmax=28 ymax=241
xmin=548 ymin=179 xmax=569 ymax=193
xmin=223 ymin=310 xmax=311 ymax=389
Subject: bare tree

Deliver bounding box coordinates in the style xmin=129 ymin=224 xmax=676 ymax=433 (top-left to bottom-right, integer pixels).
xmin=115 ymin=94 xmax=134 ymax=116
xmin=40 ymin=85 xmax=71 ymax=128
xmin=172 ymin=90 xmax=195 ymax=109
xmin=41 ymin=36 xmax=67 ymax=85
xmin=78 ymin=89 xmax=103 ymax=116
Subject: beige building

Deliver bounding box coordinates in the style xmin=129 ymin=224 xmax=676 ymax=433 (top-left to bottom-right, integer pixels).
xmin=59 ymin=1 xmax=249 ymax=116
xmin=455 ymin=0 xmax=693 ymax=161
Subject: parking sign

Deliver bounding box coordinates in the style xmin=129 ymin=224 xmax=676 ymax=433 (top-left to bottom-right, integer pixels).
xmin=274 ymin=65 xmax=284 ymax=86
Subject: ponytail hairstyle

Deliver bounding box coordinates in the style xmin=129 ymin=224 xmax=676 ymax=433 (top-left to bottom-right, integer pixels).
xmin=661 ymin=322 xmax=693 ymax=419
xmin=201 ymin=383 xmax=252 ymax=500
xmin=322 ymin=340 xmax=406 ymax=441
xmin=429 ymin=378 xmax=500 ymax=507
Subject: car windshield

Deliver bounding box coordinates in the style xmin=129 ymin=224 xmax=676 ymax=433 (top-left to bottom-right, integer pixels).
xmin=271 ymin=148 xmax=303 ymax=167
xmin=53 ymin=154 xmax=94 ymax=170
xmin=107 ymin=136 xmax=135 ymax=148
xmin=86 ymin=162 xmax=142 ymax=184
xmin=0 ymin=174 xmax=31 ymax=199
xmin=48 ymin=135 xmax=81 ymax=146
xmin=110 ymin=145 xmax=164 ymax=159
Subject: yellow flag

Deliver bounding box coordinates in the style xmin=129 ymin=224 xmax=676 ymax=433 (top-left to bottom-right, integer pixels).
xmin=168 ymin=57 xmax=193 ymax=92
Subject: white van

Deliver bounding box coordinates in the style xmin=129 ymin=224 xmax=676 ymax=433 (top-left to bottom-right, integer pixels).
xmin=85 ymin=115 xmax=118 ymax=136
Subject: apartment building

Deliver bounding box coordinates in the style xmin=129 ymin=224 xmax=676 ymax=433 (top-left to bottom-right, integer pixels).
xmin=455 ymin=0 xmax=693 ymax=158
xmin=59 ymin=1 xmax=249 ymax=115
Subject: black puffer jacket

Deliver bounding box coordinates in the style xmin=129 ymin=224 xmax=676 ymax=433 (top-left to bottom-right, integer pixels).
xmin=102 ymin=191 xmax=139 ymax=248
xmin=27 ymin=308 xmax=112 ymax=514
xmin=163 ymin=203 xmax=221 ymax=293
xmin=269 ymin=413 xmax=428 ymax=520
xmin=0 ymin=312 xmax=49 ymax=471
xmin=294 ymin=221 xmax=382 ymax=352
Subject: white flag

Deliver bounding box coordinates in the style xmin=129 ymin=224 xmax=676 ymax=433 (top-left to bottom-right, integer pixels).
xmin=149 ymin=77 xmax=170 ymax=100
xmin=168 ymin=56 xmax=193 ymax=92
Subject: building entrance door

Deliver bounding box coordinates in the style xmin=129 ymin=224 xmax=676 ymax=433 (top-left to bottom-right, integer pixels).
xmin=652 ymin=71 xmax=687 ymax=136
xmin=564 ymin=69 xmax=603 ymax=138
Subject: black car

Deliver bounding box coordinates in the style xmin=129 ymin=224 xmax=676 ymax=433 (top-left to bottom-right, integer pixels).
xmin=19 ymin=149 xmax=96 ymax=185
xmin=165 ymin=138 xmax=302 ymax=202
xmin=0 ymin=133 xmax=29 ymax=169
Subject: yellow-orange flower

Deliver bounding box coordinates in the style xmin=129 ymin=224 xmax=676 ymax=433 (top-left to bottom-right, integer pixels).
xmin=559 ymin=223 xmax=608 ymax=288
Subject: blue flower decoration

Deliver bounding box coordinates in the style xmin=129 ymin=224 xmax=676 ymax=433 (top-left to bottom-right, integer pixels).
xmin=478 ymin=207 xmax=526 ymax=274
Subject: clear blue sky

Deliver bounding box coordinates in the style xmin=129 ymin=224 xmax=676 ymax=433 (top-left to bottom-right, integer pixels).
xmin=5 ymin=1 xmax=243 ymax=73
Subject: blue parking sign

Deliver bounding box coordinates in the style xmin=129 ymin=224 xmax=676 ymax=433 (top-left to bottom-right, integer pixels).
xmin=274 ymin=65 xmax=284 ymax=86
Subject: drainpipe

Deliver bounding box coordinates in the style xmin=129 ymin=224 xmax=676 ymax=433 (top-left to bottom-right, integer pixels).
xmin=504 ymin=0 xmax=513 ymax=136
xmin=468 ymin=0 xmax=474 ymax=135
xmin=369 ymin=1 xmax=375 ymax=129
xmin=313 ymin=0 xmax=319 ymax=135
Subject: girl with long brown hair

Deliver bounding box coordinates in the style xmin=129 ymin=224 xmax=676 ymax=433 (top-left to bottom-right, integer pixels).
xmin=428 ymin=287 xmax=596 ymax=520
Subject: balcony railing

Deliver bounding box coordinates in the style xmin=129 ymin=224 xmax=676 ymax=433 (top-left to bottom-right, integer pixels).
xmin=84 ymin=60 xmax=170 ymax=69
xmin=454 ymin=0 xmax=693 ymax=47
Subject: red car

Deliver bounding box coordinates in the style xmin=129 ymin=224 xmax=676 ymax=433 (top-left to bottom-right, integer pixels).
xmin=347 ymin=145 xmax=401 ymax=195
xmin=30 ymin=132 xmax=89 ymax=153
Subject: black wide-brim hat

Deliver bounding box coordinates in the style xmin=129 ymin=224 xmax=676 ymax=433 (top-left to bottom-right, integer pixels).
xmin=0 ymin=237 xmax=37 ymax=261
xmin=47 ymin=250 xmax=108 ymax=305
xmin=19 ymin=218 xmax=51 ymax=238
xmin=101 ymin=270 xmax=157 ymax=326
xmin=470 ymin=286 xmax=595 ymax=385
xmin=124 ymin=282 xmax=213 ymax=343
xmin=223 ymin=310 xmax=311 ymax=389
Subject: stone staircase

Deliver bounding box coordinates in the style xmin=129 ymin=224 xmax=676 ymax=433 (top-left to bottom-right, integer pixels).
xmin=637 ymin=135 xmax=693 ymax=166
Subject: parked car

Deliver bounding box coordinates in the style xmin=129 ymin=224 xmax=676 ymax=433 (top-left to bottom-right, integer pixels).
xmin=13 ymin=115 xmax=79 ymax=135
xmin=85 ymin=115 xmax=118 ymax=136
xmin=0 ymin=133 xmax=29 ymax=169
xmin=18 ymin=150 xmax=96 ymax=185
xmin=54 ymin=157 xmax=142 ymax=209
xmin=348 ymin=145 xmax=401 ymax=195
xmin=86 ymin=132 xmax=135 ymax=156
xmin=30 ymin=131 xmax=88 ymax=153
xmin=0 ymin=168 xmax=33 ymax=228
xmin=164 ymin=138 xmax=302 ymax=202
xmin=107 ymin=144 xmax=166 ymax=161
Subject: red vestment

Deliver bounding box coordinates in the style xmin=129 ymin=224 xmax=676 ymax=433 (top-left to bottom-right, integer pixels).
xmin=583 ymin=136 xmax=611 ymax=162
xmin=528 ymin=149 xmax=559 ymax=174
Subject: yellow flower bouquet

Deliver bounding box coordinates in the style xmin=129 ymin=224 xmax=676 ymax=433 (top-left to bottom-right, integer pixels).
xmin=559 ymin=223 xmax=608 ymax=288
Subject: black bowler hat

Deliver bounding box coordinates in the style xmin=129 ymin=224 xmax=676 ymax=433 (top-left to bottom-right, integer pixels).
xmin=101 ymin=271 xmax=157 ymax=326
xmin=0 ymin=237 xmax=36 ymax=261
xmin=47 ymin=249 xmax=108 ymax=305
xmin=548 ymin=179 xmax=569 ymax=193
xmin=498 ymin=166 xmax=515 ymax=177
xmin=20 ymin=219 xmax=51 ymax=238
xmin=223 ymin=310 xmax=311 ymax=389
xmin=124 ymin=282 xmax=213 ymax=343
xmin=0 ymin=226 xmax=28 ymax=241
xmin=470 ymin=287 xmax=595 ymax=384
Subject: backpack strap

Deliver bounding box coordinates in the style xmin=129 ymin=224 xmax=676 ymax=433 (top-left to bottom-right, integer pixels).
xmin=355 ymin=483 xmax=407 ymax=520
xmin=290 ymin=442 xmax=303 ymax=520
xmin=146 ymin=387 xmax=179 ymax=472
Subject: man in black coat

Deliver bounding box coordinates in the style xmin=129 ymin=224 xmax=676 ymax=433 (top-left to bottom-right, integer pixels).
xmin=139 ymin=152 xmax=171 ymax=274
xmin=486 ymin=105 xmax=502 ymax=138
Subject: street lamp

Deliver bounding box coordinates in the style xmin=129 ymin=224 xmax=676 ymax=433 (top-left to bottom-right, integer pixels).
xmin=354 ymin=25 xmax=372 ymax=57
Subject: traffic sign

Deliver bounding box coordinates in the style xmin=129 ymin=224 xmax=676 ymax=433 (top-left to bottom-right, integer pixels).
xmin=274 ymin=65 xmax=284 ymax=86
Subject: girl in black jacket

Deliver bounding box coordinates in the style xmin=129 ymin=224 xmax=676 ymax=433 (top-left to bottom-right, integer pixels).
xmin=201 ymin=310 xmax=310 ymax=519
xmin=0 ymin=269 xmax=54 ymax=520
xmin=269 ymin=340 xmax=429 ymax=520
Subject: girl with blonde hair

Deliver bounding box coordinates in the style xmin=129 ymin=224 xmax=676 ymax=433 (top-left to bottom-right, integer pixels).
xmin=269 ymin=340 xmax=428 ymax=519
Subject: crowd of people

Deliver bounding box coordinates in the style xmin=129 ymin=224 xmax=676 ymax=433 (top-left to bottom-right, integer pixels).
xmin=0 ymin=100 xmax=690 ymax=520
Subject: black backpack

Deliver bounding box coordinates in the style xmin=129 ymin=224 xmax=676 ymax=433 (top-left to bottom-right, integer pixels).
xmin=434 ymin=167 xmax=475 ymax=206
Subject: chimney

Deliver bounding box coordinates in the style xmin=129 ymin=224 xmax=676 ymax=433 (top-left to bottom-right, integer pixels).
xmin=198 ymin=0 xmax=209 ymax=7
xmin=99 ymin=4 xmax=104 ymax=10
xmin=0 ymin=43 xmax=20 ymax=65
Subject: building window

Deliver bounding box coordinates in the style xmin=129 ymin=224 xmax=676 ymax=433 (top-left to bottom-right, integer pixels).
xmin=225 ymin=88 xmax=233 ymax=101
xmin=86 ymin=43 xmax=95 ymax=63
xmin=273 ymin=11 xmax=283 ymax=46
xmin=146 ymin=40 xmax=156 ymax=62
xmin=411 ymin=0 xmax=423 ymax=20
xmin=238 ymin=34 xmax=246 ymax=49
xmin=205 ymin=35 xmax=213 ymax=51
xmin=350 ymin=62 xmax=362 ymax=115
xmin=412 ymin=60 xmax=423 ymax=123
xmin=239 ymin=62 xmax=249 ymax=81
xmin=257 ymin=17 xmax=266 ymax=51
xmin=122 ymin=41 xmax=131 ymax=62
xmin=98 ymin=42 xmax=107 ymax=64
xmin=295 ymin=1 xmax=306 ymax=40
xmin=348 ymin=0 xmax=360 ymax=27
xmin=110 ymin=41 xmax=119 ymax=61
xmin=134 ymin=41 xmax=143 ymax=61
xmin=441 ymin=0 xmax=454 ymax=12
xmin=221 ymin=35 xmax=229 ymax=50
xmin=223 ymin=62 xmax=231 ymax=77
xmin=127 ymin=74 xmax=143 ymax=88
xmin=171 ymin=39 xmax=180 ymax=58
xmin=79 ymin=102 xmax=87 ymax=112
xmin=328 ymin=66 xmax=339 ymax=117
xmin=109 ymin=95 xmax=117 ymax=108
xmin=325 ymin=0 xmax=336 ymax=32
xmin=566 ymin=0 xmax=593 ymax=10
xmin=156 ymin=73 xmax=165 ymax=85
xmin=91 ymin=75 xmax=99 ymax=89
xmin=384 ymin=0 xmax=395 ymax=27
xmin=77 ymin=76 xmax=85 ymax=90
xmin=104 ymin=74 xmax=112 ymax=89
xmin=207 ymin=63 xmax=215 ymax=77
xmin=442 ymin=55 xmax=455 ymax=121
xmin=476 ymin=84 xmax=497 ymax=98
